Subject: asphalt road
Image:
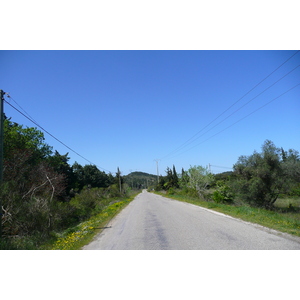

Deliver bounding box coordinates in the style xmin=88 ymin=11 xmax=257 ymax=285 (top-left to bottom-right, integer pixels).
xmin=82 ymin=190 xmax=300 ymax=250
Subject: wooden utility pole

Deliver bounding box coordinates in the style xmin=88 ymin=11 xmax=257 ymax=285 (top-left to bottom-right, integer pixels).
xmin=117 ymin=167 xmax=122 ymax=194
xmin=0 ymin=90 xmax=5 ymax=240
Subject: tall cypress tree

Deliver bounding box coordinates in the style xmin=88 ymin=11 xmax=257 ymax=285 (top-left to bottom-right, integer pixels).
xmin=172 ymin=165 xmax=179 ymax=188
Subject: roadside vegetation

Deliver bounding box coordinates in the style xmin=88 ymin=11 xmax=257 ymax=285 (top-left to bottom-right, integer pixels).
xmin=0 ymin=116 xmax=139 ymax=250
xmin=150 ymin=140 xmax=300 ymax=237
xmin=1 ymin=116 xmax=299 ymax=248
xmin=46 ymin=193 xmax=137 ymax=250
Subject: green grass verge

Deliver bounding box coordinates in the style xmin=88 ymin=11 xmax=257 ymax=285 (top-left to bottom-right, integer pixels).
xmin=154 ymin=191 xmax=300 ymax=238
xmin=43 ymin=194 xmax=137 ymax=250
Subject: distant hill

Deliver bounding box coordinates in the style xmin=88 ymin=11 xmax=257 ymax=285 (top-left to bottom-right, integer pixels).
xmin=124 ymin=172 xmax=157 ymax=189
xmin=214 ymin=171 xmax=236 ymax=181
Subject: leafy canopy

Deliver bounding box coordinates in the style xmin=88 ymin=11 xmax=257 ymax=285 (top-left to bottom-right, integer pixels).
xmin=233 ymin=140 xmax=300 ymax=208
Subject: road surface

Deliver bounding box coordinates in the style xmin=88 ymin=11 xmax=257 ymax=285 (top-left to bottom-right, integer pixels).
xmin=83 ymin=190 xmax=300 ymax=250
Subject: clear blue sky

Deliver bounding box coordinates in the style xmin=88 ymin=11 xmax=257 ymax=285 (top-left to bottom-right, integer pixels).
xmin=1 ymin=50 xmax=299 ymax=175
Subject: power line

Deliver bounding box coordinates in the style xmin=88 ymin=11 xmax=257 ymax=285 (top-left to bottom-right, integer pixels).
xmin=171 ymin=63 xmax=300 ymax=153
xmin=3 ymin=97 xmax=112 ymax=173
xmin=160 ymin=50 xmax=300 ymax=160
xmin=5 ymin=93 xmax=39 ymax=125
xmin=166 ymin=82 xmax=300 ymax=160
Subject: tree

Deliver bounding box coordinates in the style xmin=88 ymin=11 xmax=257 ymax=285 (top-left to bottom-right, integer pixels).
xmin=48 ymin=151 xmax=74 ymax=197
xmin=162 ymin=165 xmax=179 ymax=190
xmin=83 ymin=165 xmax=112 ymax=188
xmin=72 ymin=162 xmax=85 ymax=190
xmin=155 ymin=175 xmax=166 ymax=191
xmin=233 ymin=140 xmax=300 ymax=209
xmin=164 ymin=167 xmax=173 ymax=190
xmin=179 ymin=168 xmax=189 ymax=189
xmin=172 ymin=165 xmax=179 ymax=188
xmin=4 ymin=118 xmax=52 ymax=164
xmin=187 ymin=165 xmax=214 ymax=199
xmin=72 ymin=162 xmax=113 ymax=191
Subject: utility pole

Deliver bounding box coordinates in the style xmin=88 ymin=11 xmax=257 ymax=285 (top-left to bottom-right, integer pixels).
xmin=0 ymin=90 xmax=5 ymax=240
xmin=154 ymin=159 xmax=160 ymax=184
xmin=117 ymin=167 xmax=122 ymax=194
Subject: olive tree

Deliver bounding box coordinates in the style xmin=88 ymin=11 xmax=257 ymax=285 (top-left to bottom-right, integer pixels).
xmin=187 ymin=165 xmax=214 ymax=200
xmin=233 ymin=140 xmax=300 ymax=209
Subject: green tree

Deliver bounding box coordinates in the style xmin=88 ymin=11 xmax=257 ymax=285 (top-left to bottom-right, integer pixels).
xmin=179 ymin=168 xmax=189 ymax=189
xmin=187 ymin=165 xmax=214 ymax=200
xmin=172 ymin=165 xmax=179 ymax=188
xmin=164 ymin=167 xmax=173 ymax=190
xmin=72 ymin=162 xmax=113 ymax=191
xmin=162 ymin=165 xmax=179 ymax=190
xmin=82 ymin=164 xmax=111 ymax=188
xmin=4 ymin=118 xmax=52 ymax=164
xmin=48 ymin=151 xmax=74 ymax=197
xmin=155 ymin=175 xmax=166 ymax=191
xmin=233 ymin=140 xmax=300 ymax=209
xmin=72 ymin=162 xmax=85 ymax=190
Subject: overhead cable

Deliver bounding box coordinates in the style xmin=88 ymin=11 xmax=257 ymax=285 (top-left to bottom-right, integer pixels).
xmin=171 ymin=63 xmax=300 ymax=153
xmin=160 ymin=50 xmax=300 ymax=160
xmin=166 ymin=82 xmax=300 ymax=161
xmin=3 ymin=97 xmax=112 ymax=173
xmin=5 ymin=93 xmax=39 ymax=125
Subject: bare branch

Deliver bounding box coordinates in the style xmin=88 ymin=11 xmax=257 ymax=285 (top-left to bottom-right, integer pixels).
xmin=46 ymin=175 xmax=55 ymax=203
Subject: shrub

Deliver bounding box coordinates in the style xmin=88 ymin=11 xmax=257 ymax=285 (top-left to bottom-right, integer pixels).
xmin=212 ymin=181 xmax=234 ymax=203
xmin=167 ymin=188 xmax=175 ymax=195
xmin=69 ymin=187 xmax=108 ymax=221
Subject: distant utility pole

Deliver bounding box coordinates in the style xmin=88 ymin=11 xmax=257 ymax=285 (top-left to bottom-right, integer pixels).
xmin=0 ymin=90 xmax=5 ymax=240
xmin=154 ymin=159 xmax=160 ymax=183
xmin=208 ymin=163 xmax=211 ymax=173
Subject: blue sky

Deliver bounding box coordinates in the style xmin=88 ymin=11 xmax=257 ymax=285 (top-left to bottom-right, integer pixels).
xmin=1 ymin=50 xmax=299 ymax=175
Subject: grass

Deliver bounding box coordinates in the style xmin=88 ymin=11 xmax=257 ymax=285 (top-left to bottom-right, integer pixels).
xmin=154 ymin=191 xmax=300 ymax=238
xmin=42 ymin=194 xmax=138 ymax=250
xmin=274 ymin=197 xmax=300 ymax=209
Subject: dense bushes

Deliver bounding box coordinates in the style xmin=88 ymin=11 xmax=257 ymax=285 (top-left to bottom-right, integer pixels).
xmin=155 ymin=140 xmax=300 ymax=209
xmin=0 ymin=184 xmax=128 ymax=249
xmin=0 ymin=117 xmax=127 ymax=249
xmin=69 ymin=186 xmax=124 ymax=222
xmin=155 ymin=165 xmax=214 ymax=201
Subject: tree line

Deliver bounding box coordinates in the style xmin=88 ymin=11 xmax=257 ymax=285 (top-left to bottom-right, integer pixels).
xmin=152 ymin=140 xmax=300 ymax=209
xmin=0 ymin=117 xmax=127 ymax=248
